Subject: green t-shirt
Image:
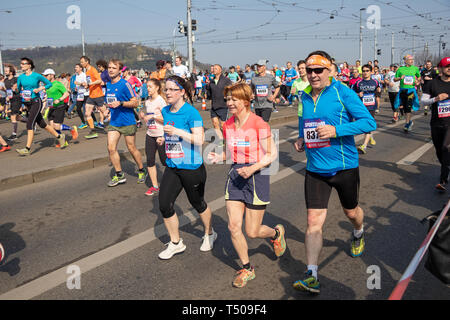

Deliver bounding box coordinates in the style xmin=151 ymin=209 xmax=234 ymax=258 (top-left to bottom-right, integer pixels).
xmin=291 ymin=78 xmax=309 ymax=117
xmin=46 ymin=80 xmax=66 ymax=107
xmin=395 ymin=65 xmax=421 ymax=89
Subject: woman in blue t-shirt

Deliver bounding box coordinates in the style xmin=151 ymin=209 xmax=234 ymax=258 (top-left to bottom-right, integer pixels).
xmin=16 ymin=57 xmax=66 ymax=156
xmin=157 ymin=75 xmax=217 ymax=260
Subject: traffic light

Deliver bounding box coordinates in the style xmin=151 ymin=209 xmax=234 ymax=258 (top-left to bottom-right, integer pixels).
xmin=443 ymin=42 xmax=446 ymax=50
xmin=192 ymin=19 xmax=197 ymax=31
xmin=178 ymin=20 xmax=185 ymax=34
xmin=377 ymin=49 xmax=381 ymax=55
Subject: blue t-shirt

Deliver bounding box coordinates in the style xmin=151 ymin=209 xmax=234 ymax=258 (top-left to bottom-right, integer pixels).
xmin=243 ymin=71 xmax=255 ymax=84
xmin=161 ymin=103 xmax=204 ymax=170
xmin=106 ymin=78 xmax=137 ymax=127
xmin=354 ymin=79 xmax=380 ymax=110
xmin=284 ymin=68 xmax=298 ymax=86
xmin=17 ymin=72 xmax=52 ymax=101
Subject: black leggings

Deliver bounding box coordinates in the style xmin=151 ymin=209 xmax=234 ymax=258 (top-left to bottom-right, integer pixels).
xmin=159 ymin=164 xmax=208 ymax=219
xmin=145 ymin=135 xmax=167 ymax=167
xmin=25 ymin=98 xmax=47 ymax=130
xmin=76 ymin=97 xmax=87 ymax=123
xmin=431 ymin=125 xmax=450 ymax=184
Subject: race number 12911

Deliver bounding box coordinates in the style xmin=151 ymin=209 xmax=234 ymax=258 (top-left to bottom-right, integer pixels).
xmin=225 ymin=304 xmax=267 ymax=315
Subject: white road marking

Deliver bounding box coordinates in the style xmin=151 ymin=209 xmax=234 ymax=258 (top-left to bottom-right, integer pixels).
xmin=396 ymin=141 xmax=434 ymax=165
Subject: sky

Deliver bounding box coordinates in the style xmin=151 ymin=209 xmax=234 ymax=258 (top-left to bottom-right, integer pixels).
xmin=0 ymin=0 xmax=449 ymax=69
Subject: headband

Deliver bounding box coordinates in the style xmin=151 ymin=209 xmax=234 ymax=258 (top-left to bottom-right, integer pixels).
xmin=306 ymin=55 xmax=332 ymax=69
xmin=167 ymin=78 xmax=184 ymax=90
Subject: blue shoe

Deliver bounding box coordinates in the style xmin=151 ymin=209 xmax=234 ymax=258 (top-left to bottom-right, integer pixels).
xmin=78 ymin=123 xmax=88 ymax=130
xmin=96 ymin=123 xmax=105 ymax=129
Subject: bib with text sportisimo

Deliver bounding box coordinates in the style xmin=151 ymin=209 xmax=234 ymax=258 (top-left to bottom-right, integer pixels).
xmin=165 ymin=134 xmax=184 ymax=159
xmin=22 ymin=90 xmax=32 ymax=101
xmin=256 ymin=85 xmax=269 ymax=97
xmin=147 ymin=112 xmax=156 ymax=129
xmin=438 ymin=99 xmax=450 ymax=118
xmin=303 ymin=119 xmax=331 ymax=149
xmin=106 ymin=93 xmax=117 ymax=105
xmin=362 ymin=93 xmax=376 ymax=107
xmin=403 ymin=75 xmax=414 ymax=86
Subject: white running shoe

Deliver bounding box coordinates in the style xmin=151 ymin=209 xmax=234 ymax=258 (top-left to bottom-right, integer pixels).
xmin=0 ymin=243 xmax=5 ymax=264
xmin=200 ymin=229 xmax=218 ymax=252
xmin=158 ymin=239 xmax=186 ymax=260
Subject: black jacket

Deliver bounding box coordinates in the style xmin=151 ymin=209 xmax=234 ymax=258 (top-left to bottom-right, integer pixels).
xmin=207 ymin=74 xmax=232 ymax=110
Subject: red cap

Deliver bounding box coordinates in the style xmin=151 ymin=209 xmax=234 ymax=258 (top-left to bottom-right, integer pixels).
xmin=438 ymin=57 xmax=450 ymax=68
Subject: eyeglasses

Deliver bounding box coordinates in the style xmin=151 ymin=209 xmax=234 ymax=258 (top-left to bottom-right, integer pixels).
xmin=306 ymin=67 xmax=327 ymax=75
xmin=164 ymin=88 xmax=182 ymax=93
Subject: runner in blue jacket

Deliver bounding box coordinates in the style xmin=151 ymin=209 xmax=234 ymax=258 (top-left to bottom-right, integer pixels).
xmin=293 ymin=51 xmax=376 ymax=295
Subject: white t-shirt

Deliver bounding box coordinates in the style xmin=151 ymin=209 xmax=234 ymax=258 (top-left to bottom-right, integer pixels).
xmin=172 ymin=64 xmax=190 ymax=78
xmin=75 ymin=72 xmax=89 ymax=96
xmin=195 ymin=75 xmax=203 ymax=88
xmin=387 ymin=71 xmax=400 ymax=93
xmin=145 ymin=95 xmax=166 ymax=137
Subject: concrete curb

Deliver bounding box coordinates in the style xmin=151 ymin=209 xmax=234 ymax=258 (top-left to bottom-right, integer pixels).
xmin=0 ymin=115 xmax=299 ymax=191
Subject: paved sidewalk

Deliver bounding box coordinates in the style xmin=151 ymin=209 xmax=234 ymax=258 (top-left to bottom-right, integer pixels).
xmin=0 ymin=101 xmax=298 ymax=190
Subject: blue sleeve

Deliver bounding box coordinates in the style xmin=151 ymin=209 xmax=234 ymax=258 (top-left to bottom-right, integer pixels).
xmin=189 ymin=108 xmax=203 ymax=129
xmin=38 ymin=74 xmax=52 ymax=90
xmin=123 ymin=81 xmax=136 ymax=100
xmin=335 ymin=86 xmax=376 ymax=137
xmin=298 ymin=116 xmax=304 ymax=138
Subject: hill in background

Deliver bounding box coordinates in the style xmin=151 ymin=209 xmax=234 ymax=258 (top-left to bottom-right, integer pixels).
xmin=3 ymin=43 xmax=211 ymax=75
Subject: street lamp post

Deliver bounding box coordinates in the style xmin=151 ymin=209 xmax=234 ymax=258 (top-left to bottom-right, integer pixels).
xmin=0 ymin=10 xmax=12 ymax=75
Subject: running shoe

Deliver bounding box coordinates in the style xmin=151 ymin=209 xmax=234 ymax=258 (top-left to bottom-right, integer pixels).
xmin=200 ymin=229 xmax=218 ymax=252
xmin=293 ymin=270 xmax=320 ymax=294
xmin=358 ymin=144 xmax=367 ymax=154
xmin=273 ymin=109 xmax=279 ymax=113
xmin=350 ymin=233 xmax=365 ymax=258
xmin=435 ymin=183 xmax=447 ymax=192
xmin=55 ymin=141 xmax=69 ymax=148
xmin=71 ymin=126 xmax=78 ymax=140
xmin=78 ymin=123 xmax=88 ymax=130
xmin=232 ymin=266 xmax=255 ymax=288
xmin=137 ymin=171 xmax=146 ymax=184
xmin=369 ymin=137 xmax=376 ymax=146
xmin=95 ymin=122 xmax=105 ymax=129
xmin=375 ymin=109 xmax=380 ymax=114
xmin=85 ymin=131 xmax=98 ymax=139
xmin=0 ymin=243 xmax=5 ymax=264
xmin=7 ymin=134 xmax=17 ymax=141
xmin=407 ymin=121 xmax=414 ymax=132
xmin=271 ymin=224 xmax=286 ymax=257
xmin=108 ymin=173 xmax=126 ymax=187
xmin=16 ymin=148 xmax=31 ymax=156
xmin=0 ymin=145 xmax=11 ymax=152
xmin=158 ymin=239 xmax=186 ymax=260
xmin=57 ymin=133 xmax=66 ymax=148
xmin=145 ymin=186 xmax=160 ymax=196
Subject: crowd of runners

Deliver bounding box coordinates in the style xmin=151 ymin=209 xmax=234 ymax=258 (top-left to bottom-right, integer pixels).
xmin=0 ymin=51 xmax=449 ymax=294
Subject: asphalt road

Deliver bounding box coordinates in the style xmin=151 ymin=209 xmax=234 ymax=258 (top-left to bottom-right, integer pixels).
xmin=0 ymin=106 xmax=449 ymax=300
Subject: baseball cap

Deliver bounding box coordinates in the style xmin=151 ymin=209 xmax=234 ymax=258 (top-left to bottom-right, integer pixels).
xmin=42 ymin=68 xmax=55 ymax=76
xmin=438 ymin=57 xmax=450 ymax=68
xmin=256 ymin=59 xmax=268 ymax=66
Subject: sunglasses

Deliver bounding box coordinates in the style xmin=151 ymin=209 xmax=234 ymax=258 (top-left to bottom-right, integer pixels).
xmin=306 ymin=67 xmax=327 ymax=74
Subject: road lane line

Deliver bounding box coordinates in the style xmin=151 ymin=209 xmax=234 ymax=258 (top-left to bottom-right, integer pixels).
xmin=396 ymin=141 xmax=434 ymax=165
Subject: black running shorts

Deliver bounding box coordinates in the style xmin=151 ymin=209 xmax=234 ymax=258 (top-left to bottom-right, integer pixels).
xmin=305 ymin=167 xmax=360 ymax=210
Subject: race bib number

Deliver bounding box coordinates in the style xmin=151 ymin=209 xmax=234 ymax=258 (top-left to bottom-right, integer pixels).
xmin=106 ymin=94 xmax=117 ymax=105
xmin=7 ymin=89 xmax=13 ymax=98
xmin=77 ymin=92 xmax=85 ymax=101
xmin=303 ymin=119 xmax=330 ymax=149
xmin=255 ymin=85 xmax=269 ymax=97
xmin=403 ymin=76 xmax=414 ymax=85
xmin=22 ymin=90 xmax=32 ymax=101
xmin=362 ymin=93 xmax=376 ymax=106
xmin=47 ymin=98 xmax=54 ymax=107
xmin=147 ymin=113 xmax=156 ymax=129
xmin=245 ymin=79 xmax=251 ymax=85
xmin=165 ymin=135 xmax=184 ymax=159
xmin=438 ymin=100 xmax=450 ymax=118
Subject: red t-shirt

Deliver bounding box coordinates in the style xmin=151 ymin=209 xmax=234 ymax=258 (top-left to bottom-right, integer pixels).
xmin=223 ymin=112 xmax=271 ymax=164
